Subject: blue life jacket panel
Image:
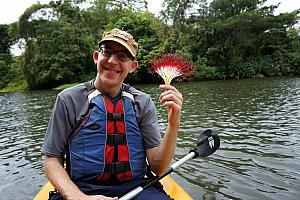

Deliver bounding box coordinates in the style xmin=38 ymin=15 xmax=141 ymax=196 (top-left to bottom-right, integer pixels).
xmin=68 ymin=89 xmax=147 ymax=184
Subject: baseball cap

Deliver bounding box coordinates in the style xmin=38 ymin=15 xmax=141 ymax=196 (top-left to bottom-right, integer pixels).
xmin=98 ymin=28 xmax=138 ymax=57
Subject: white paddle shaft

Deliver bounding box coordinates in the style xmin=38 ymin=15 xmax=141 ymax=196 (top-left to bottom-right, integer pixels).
xmin=171 ymin=152 xmax=195 ymax=170
xmin=119 ymin=186 xmax=143 ymax=200
xmin=119 ymin=151 xmax=196 ymax=200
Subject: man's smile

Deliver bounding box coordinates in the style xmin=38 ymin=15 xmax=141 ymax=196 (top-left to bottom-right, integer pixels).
xmin=104 ymin=67 xmax=121 ymax=73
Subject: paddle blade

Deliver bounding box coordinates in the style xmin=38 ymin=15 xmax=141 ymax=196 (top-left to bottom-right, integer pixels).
xmin=195 ymin=129 xmax=220 ymax=157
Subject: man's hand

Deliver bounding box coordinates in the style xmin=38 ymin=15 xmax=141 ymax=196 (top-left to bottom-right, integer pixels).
xmin=159 ymin=84 xmax=183 ymax=127
xmin=44 ymin=156 xmax=118 ymax=200
xmin=79 ymin=194 xmax=118 ymax=200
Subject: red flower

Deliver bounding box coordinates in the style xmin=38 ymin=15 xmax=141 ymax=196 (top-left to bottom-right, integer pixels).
xmin=151 ymin=54 xmax=193 ymax=84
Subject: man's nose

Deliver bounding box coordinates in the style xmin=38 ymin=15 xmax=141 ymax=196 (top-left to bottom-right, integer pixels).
xmin=107 ymin=53 xmax=119 ymax=63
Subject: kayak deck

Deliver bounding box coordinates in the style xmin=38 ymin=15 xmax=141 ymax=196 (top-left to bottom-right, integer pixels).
xmin=160 ymin=176 xmax=193 ymax=200
xmin=34 ymin=175 xmax=192 ymax=200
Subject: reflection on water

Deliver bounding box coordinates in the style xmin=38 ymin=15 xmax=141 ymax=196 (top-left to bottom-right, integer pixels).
xmin=0 ymin=91 xmax=58 ymax=199
xmin=139 ymin=77 xmax=300 ymax=200
xmin=0 ymin=77 xmax=299 ymax=200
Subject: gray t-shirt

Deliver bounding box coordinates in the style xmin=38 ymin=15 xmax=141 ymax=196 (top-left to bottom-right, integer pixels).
xmin=42 ymin=81 xmax=162 ymax=157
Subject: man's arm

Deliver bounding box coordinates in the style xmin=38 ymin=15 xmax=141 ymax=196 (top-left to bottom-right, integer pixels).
xmin=44 ymin=156 xmax=118 ymax=200
xmin=44 ymin=156 xmax=87 ymax=200
xmin=146 ymin=84 xmax=183 ymax=175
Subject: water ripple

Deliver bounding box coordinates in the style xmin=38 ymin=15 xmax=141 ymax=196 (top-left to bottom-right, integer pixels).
xmin=159 ymin=77 xmax=300 ymax=199
xmin=1 ymin=78 xmax=300 ymax=200
xmin=0 ymin=90 xmax=57 ymax=199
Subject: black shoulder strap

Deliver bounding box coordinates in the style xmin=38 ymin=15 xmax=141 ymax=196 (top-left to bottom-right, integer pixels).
xmin=84 ymin=80 xmax=95 ymax=93
xmin=65 ymin=80 xmax=95 ymax=176
xmin=123 ymin=83 xmax=131 ymax=93
xmin=68 ymin=80 xmax=95 ymax=140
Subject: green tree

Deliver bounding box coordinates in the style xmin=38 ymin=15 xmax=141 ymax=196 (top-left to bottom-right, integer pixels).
xmin=0 ymin=24 xmax=13 ymax=88
xmin=17 ymin=2 xmax=95 ymax=89
xmin=182 ymin=0 xmax=300 ymax=79
xmin=3 ymin=0 xmax=300 ymax=91
xmin=22 ymin=21 xmax=94 ymax=90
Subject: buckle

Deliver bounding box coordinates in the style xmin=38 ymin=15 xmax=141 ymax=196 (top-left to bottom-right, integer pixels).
xmin=107 ymin=134 xmax=127 ymax=145
xmin=104 ymin=162 xmax=131 ymax=174
xmin=107 ymin=112 xmax=124 ymax=121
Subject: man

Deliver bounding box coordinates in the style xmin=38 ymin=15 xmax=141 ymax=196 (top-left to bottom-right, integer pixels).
xmin=42 ymin=28 xmax=183 ymax=200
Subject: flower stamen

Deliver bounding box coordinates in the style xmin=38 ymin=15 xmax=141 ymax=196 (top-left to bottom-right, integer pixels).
xmin=151 ymin=54 xmax=193 ymax=85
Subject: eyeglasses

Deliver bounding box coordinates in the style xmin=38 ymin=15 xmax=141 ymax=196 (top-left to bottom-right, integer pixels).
xmin=99 ymin=47 xmax=133 ymax=62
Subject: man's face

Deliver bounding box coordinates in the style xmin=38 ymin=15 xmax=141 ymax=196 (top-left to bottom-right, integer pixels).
xmin=94 ymin=41 xmax=137 ymax=93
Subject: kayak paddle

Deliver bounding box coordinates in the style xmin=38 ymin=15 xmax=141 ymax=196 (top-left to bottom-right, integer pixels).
xmin=119 ymin=129 xmax=220 ymax=200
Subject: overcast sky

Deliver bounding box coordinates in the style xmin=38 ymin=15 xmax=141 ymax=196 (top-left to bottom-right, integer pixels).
xmin=0 ymin=0 xmax=162 ymax=24
xmin=0 ymin=0 xmax=300 ymax=25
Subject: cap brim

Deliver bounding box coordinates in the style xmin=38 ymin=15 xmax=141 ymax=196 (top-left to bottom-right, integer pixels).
xmin=99 ymin=37 xmax=136 ymax=57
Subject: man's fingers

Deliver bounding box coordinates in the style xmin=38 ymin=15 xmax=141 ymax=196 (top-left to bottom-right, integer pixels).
xmin=159 ymin=88 xmax=183 ymax=106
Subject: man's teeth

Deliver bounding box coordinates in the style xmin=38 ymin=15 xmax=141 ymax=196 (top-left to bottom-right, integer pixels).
xmin=105 ymin=68 xmax=120 ymax=73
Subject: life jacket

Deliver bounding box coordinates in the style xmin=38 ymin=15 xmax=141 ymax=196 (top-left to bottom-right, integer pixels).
xmin=67 ymin=86 xmax=147 ymax=185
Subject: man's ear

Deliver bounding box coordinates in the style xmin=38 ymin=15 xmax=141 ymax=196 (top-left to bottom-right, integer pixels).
xmin=93 ymin=51 xmax=99 ymax=64
xmin=129 ymin=60 xmax=138 ymax=73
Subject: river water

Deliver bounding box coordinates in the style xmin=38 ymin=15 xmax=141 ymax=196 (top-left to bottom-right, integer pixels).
xmin=0 ymin=77 xmax=299 ymax=200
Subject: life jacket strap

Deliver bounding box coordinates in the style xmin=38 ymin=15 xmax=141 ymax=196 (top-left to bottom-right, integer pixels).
xmin=104 ymin=162 xmax=130 ymax=174
xmin=107 ymin=134 xmax=127 ymax=146
xmin=107 ymin=112 xmax=124 ymax=121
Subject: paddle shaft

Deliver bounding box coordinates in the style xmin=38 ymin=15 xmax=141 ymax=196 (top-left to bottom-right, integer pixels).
xmin=119 ymin=151 xmax=196 ymax=200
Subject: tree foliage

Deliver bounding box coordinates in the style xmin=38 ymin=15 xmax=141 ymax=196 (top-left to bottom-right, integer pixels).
xmin=182 ymin=0 xmax=300 ymax=79
xmin=1 ymin=0 xmax=300 ymax=90
xmin=0 ymin=24 xmax=13 ymax=88
xmin=15 ymin=1 xmax=95 ymax=89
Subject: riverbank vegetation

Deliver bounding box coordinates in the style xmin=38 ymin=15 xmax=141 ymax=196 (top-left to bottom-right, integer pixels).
xmin=1 ymin=0 xmax=299 ymax=92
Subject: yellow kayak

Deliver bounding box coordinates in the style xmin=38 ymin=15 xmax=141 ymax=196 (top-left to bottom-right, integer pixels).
xmin=34 ymin=175 xmax=192 ymax=200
